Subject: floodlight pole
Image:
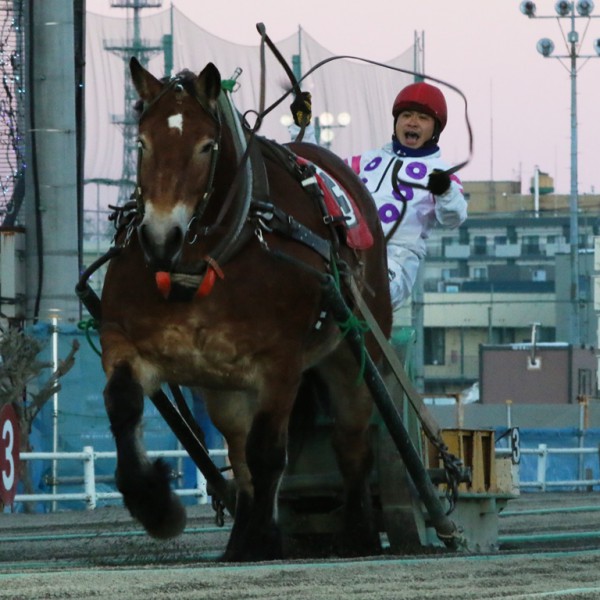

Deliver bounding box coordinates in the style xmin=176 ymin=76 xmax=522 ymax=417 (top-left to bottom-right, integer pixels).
xmin=568 ymin=8 xmax=581 ymax=347
xmin=521 ymin=0 xmax=600 ymax=345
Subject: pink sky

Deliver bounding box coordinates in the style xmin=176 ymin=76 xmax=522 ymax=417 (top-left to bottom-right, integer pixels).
xmin=87 ymin=0 xmax=600 ymax=196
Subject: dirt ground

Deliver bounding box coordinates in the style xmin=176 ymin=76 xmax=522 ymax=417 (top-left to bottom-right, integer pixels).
xmin=1 ymin=492 xmax=600 ymax=599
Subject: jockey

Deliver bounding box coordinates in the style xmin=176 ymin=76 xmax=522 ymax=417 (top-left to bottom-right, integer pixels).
xmin=288 ymin=82 xmax=468 ymax=310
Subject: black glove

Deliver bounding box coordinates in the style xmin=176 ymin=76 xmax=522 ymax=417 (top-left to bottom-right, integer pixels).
xmin=427 ymin=169 xmax=452 ymax=196
xmin=290 ymin=91 xmax=312 ymax=127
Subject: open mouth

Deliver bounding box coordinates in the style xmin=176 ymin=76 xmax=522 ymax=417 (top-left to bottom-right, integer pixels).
xmin=404 ymin=131 xmax=420 ymax=142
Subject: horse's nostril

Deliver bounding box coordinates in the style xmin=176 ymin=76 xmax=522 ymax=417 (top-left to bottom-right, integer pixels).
xmin=137 ymin=223 xmax=183 ymax=268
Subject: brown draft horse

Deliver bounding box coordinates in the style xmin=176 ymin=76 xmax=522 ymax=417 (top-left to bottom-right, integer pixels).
xmin=100 ymin=57 xmax=392 ymax=561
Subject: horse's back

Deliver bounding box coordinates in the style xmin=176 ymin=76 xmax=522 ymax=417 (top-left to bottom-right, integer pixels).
xmin=287 ymin=141 xmax=392 ymax=340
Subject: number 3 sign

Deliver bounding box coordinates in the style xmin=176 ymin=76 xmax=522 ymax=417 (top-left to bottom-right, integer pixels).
xmin=0 ymin=403 xmax=20 ymax=507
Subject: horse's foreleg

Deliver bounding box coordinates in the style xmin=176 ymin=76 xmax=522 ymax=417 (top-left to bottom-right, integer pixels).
xmin=104 ymin=361 xmax=186 ymax=538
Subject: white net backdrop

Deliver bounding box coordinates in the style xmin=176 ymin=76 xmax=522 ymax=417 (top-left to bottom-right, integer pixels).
xmin=84 ymin=7 xmax=414 ymax=251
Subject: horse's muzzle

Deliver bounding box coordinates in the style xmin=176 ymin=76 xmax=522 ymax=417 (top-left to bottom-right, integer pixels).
xmin=137 ymin=222 xmax=184 ymax=271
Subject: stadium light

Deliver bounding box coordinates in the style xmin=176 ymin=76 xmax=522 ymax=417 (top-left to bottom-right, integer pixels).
xmin=521 ymin=1 xmax=600 ymax=345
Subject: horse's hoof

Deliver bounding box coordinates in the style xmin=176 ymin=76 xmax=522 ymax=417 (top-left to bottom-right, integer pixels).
xmin=145 ymin=491 xmax=187 ymax=539
xmin=221 ymin=522 xmax=283 ymax=562
xmin=119 ymin=458 xmax=187 ymax=539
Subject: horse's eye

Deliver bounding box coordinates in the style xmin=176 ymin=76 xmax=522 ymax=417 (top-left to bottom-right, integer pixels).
xmin=200 ymin=141 xmax=214 ymax=154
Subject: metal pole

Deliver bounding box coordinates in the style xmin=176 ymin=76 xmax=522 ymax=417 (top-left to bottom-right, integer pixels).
xmin=537 ymin=443 xmax=548 ymax=492
xmin=411 ymin=261 xmax=425 ymax=393
xmin=578 ymin=395 xmax=587 ymax=485
xmin=533 ymin=165 xmax=540 ymax=217
xmin=51 ymin=313 xmax=59 ymax=512
xmin=83 ymin=446 xmax=97 ymax=510
xmin=568 ymin=9 xmax=581 ymax=345
xmin=26 ymin=0 xmax=80 ymax=321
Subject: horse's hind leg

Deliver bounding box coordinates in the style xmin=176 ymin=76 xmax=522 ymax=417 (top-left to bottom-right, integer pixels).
xmin=104 ymin=361 xmax=186 ymax=538
xmin=319 ymin=352 xmax=381 ymax=556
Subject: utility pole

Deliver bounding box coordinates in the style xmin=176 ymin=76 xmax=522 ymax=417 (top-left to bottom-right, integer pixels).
xmin=520 ymin=0 xmax=600 ymax=345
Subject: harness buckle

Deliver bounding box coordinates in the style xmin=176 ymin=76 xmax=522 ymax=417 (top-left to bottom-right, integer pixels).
xmin=323 ymin=214 xmax=350 ymax=226
xmin=301 ymin=175 xmax=318 ymax=188
xmin=254 ymin=226 xmax=269 ymax=251
xmin=124 ymin=223 xmax=136 ymax=246
xmin=257 ymin=217 xmax=273 ymax=233
xmin=186 ymin=216 xmax=199 ymax=245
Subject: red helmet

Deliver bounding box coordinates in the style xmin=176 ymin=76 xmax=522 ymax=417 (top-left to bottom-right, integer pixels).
xmin=392 ymin=82 xmax=448 ymax=132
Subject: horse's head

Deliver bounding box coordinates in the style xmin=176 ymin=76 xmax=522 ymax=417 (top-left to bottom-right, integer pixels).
xmin=129 ymin=57 xmax=224 ymax=271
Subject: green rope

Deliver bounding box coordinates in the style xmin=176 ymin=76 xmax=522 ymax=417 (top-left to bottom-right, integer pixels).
xmin=337 ymin=312 xmax=370 ymax=384
xmin=329 ymin=258 xmax=370 ymax=383
xmin=77 ymin=318 xmax=102 ymax=357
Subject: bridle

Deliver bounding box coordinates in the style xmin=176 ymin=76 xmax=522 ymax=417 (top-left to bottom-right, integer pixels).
xmin=129 ymin=70 xmax=261 ymax=292
xmin=132 ymin=75 xmax=224 ymax=237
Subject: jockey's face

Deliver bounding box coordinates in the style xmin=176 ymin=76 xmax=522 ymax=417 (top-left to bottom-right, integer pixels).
xmin=395 ymin=110 xmax=436 ymax=149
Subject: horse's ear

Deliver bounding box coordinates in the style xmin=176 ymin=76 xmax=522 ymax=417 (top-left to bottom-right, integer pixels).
xmin=196 ymin=63 xmax=221 ymax=106
xmin=130 ymin=56 xmax=163 ymax=102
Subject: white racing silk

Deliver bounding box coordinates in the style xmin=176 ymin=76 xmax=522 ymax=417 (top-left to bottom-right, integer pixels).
xmin=289 ymin=125 xmax=468 ymax=308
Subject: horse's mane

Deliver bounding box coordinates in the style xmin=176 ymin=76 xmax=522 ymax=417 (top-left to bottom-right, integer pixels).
xmin=173 ymin=69 xmax=197 ymax=83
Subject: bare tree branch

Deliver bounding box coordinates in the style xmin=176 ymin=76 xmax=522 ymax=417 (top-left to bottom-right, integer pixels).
xmin=0 ymin=328 xmax=51 ymax=407
xmin=0 ymin=327 xmax=81 ymax=508
xmin=25 ymin=339 xmax=80 ymax=425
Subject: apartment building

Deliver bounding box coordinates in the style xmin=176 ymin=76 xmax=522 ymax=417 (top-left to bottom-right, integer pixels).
xmin=393 ymin=179 xmax=600 ymax=397
xmin=81 ymin=177 xmax=599 ymax=400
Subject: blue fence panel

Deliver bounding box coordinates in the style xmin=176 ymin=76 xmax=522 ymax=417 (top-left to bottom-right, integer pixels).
xmin=513 ymin=428 xmax=600 ymax=490
xmin=14 ymin=322 xmax=224 ymax=512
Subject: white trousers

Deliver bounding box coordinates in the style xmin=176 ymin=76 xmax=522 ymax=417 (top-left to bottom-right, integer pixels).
xmin=387 ymin=247 xmax=420 ymax=309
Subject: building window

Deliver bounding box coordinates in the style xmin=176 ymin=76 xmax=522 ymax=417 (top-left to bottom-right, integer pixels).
xmin=579 ymin=275 xmax=590 ymax=301
xmin=522 ymin=235 xmax=540 ymax=256
xmin=473 ymin=236 xmax=487 ymax=256
xmin=490 ymin=328 xmax=516 ymax=344
xmin=424 ymin=328 xmax=445 ymax=365
xmin=494 ymin=235 xmax=507 ymax=246
xmin=473 ymin=267 xmax=487 ymax=280
xmin=578 ymin=369 xmax=593 ymax=396
xmin=441 ymin=268 xmax=459 ymax=280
